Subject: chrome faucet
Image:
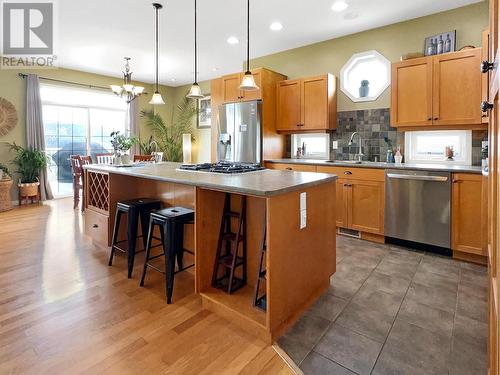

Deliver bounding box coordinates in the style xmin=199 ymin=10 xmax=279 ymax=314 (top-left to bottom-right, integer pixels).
xmin=348 ymin=132 xmax=364 ymax=162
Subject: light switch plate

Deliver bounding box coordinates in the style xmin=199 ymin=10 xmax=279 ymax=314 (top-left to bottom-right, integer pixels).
xmin=300 ymin=192 xmax=307 ymax=211
xmin=300 ymin=210 xmax=307 ymax=229
xmin=332 ymin=141 xmax=338 ymax=150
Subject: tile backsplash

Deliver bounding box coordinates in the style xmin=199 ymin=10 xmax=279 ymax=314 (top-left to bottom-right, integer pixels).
xmin=332 ymin=108 xmax=399 ymax=162
xmin=286 ymin=108 xmax=486 ymax=166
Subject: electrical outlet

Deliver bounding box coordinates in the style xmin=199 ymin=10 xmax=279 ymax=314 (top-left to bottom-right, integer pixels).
xmin=300 ymin=210 xmax=307 ymax=229
xmin=332 ymin=141 xmax=338 ymax=150
xmin=300 ymin=192 xmax=307 ymax=211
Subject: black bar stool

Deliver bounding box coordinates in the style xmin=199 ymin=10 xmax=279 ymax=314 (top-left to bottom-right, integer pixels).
xmin=109 ymin=198 xmax=161 ymax=278
xmin=139 ymin=206 xmax=195 ymax=304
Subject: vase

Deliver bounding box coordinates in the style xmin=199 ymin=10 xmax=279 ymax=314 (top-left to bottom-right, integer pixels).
xmin=113 ymin=152 xmax=121 ymax=165
xmin=359 ymin=80 xmax=370 ymax=98
xmin=121 ymin=154 xmax=130 ymax=165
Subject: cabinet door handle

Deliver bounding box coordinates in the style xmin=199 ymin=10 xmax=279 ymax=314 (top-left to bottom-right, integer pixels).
xmin=481 ymin=60 xmax=495 ymax=73
xmin=434 ymin=117 xmax=439 ymax=120
xmin=453 ymin=180 xmax=459 ymax=183
xmin=285 ymin=167 xmax=293 ymax=171
xmin=427 ymin=117 xmax=432 ymax=121
xmin=344 ymin=171 xmax=352 ymax=175
xmin=481 ymin=101 xmax=494 ymax=112
xmin=92 ymin=224 xmax=98 ymax=228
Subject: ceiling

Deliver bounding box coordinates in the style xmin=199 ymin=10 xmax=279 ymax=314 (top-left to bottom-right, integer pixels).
xmin=58 ymin=0 xmax=482 ymax=87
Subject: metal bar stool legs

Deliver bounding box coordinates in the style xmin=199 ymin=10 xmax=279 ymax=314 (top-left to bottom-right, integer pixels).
xmin=139 ymin=207 xmax=194 ymax=304
xmin=108 ymin=198 xmax=161 ymax=278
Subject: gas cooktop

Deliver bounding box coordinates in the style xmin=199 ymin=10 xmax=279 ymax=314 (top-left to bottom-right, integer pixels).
xmin=179 ymin=162 xmax=264 ymax=174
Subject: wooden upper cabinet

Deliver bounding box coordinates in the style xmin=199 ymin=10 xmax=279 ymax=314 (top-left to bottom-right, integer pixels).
xmin=221 ymin=70 xmax=262 ymax=103
xmin=391 ymin=48 xmax=483 ymax=128
xmin=433 ymin=48 xmax=482 ymax=125
xmin=452 ymin=173 xmax=486 ymax=256
xmin=276 ymin=80 xmax=301 ymax=131
xmin=222 ymin=73 xmax=241 ymax=103
xmin=391 ymin=57 xmax=433 ymax=127
xmin=276 ymin=74 xmax=337 ymax=132
xmin=302 ymin=76 xmax=329 ymax=130
xmin=482 ymin=30 xmax=490 ymax=124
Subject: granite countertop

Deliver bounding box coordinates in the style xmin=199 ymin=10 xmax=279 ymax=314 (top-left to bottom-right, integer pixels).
xmin=266 ymin=159 xmax=483 ymax=174
xmin=83 ymin=162 xmax=337 ymax=197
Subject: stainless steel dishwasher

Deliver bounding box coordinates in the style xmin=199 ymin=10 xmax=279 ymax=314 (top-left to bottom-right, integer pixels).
xmin=385 ymin=169 xmax=451 ymax=248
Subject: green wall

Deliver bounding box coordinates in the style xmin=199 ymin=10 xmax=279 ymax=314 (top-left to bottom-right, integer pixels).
xmin=170 ymin=81 xmax=212 ymax=163
xmin=250 ymin=1 xmax=489 ymax=111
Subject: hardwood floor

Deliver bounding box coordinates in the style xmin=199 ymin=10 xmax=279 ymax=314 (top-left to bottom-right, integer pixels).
xmin=0 ymin=199 xmax=296 ymax=374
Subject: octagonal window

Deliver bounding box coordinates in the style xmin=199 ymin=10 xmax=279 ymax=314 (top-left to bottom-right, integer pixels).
xmin=340 ymin=50 xmax=391 ymax=102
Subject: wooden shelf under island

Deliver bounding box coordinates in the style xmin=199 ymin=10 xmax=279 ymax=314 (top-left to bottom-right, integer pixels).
xmin=83 ymin=162 xmax=337 ymax=343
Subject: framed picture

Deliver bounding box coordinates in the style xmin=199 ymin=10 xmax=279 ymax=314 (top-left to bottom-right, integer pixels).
xmin=197 ymin=95 xmax=211 ymax=128
xmin=424 ymin=30 xmax=456 ymax=56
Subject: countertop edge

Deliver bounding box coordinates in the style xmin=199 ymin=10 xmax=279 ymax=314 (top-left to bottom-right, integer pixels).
xmin=83 ymin=165 xmax=338 ymax=197
xmin=265 ymin=159 xmax=483 ymax=174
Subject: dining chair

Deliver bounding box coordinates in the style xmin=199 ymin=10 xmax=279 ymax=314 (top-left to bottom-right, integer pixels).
xmin=133 ymin=155 xmax=156 ymax=162
xmin=96 ymin=153 xmax=114 ymax=164
xmin=70 ymin=155 xmax=84 ymax=210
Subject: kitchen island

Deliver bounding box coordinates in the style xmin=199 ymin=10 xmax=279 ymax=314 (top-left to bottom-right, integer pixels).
xmin=83 ymin=162 xmax=337 ymax=343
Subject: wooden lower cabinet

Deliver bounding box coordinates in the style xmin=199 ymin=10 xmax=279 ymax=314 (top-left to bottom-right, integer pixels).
xmin=347 ymin=180 xmax=385 ymax=235
xmin=265 ymin=162 xmax=317 ymax=172
xmin=84 ymin=208 xmax=109 ymax=246
xmin=452 ymin=173 xmax=487 ymax=257
xmin=336 ymin=179 xmax=347 ymax=228
xmin=317 ymin=166 xmax=385 ymax=236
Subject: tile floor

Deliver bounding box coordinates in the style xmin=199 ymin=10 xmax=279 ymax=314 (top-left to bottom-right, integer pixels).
xmin=278 ymin=236 xmax=488 ymax=375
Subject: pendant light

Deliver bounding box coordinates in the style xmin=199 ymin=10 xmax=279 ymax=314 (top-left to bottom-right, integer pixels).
xmin=186 ymin=0 xmax=204 ymax=99
xmin=239 ymin=0 xmax=259 ymax=91
xmin=149 ymin=3 xmax=165 ymax=105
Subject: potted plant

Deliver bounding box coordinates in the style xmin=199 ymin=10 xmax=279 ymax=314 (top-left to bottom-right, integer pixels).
xmin=7 ymin=142 xmax=47 ymax=197
xmin=110 ymin=131 xmax=137 ymax=165
xmin=141 ymin=95 xmax=197 ymax=162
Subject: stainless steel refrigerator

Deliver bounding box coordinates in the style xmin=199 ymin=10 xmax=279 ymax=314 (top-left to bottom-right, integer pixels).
xmin=217 ymin=101 xmax=262 ymax=164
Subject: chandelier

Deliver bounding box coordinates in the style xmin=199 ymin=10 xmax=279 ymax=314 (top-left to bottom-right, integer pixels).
xmin=110 ymin=57 xmax=145 ymax=103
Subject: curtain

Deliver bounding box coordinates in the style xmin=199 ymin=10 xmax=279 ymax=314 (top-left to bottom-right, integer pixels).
xmin=127 ymin=98 xmax=140 ymax=156
xmin=26 ymin=74 xmax=53 ymax=200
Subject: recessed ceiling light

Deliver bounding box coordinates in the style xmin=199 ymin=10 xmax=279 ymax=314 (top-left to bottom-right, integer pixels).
xmin=227 ymin=36 xmax=239 ymax=44
xmin=170 ymin=78 xmax=176 ymax=82
xmin=211 ymin=67 xmax=219 ymax=72
xmin=270 ymin=22 xmax=283 ymax=31
xmin=331 ymin=1 xmax=348 ymax=12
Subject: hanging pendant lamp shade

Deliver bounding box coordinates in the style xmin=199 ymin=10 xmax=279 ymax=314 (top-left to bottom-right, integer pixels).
xmin=239 ymin=0 xmax=259 ymax=91
xmin=149 ymin=3 xmax=165 ymax=105
xmin=187 ymin=0 xmax=204 ymax=99
xmin=187 ymin=82 xmax=203 ymax=98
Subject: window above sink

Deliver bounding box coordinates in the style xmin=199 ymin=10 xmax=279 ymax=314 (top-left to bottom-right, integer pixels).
xmin=292 ymin=133 xmax=330 ymax=159
xmin=405 ymin=130 xmax=472 ymax=165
